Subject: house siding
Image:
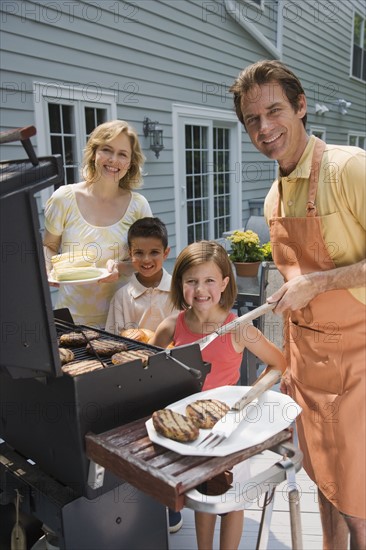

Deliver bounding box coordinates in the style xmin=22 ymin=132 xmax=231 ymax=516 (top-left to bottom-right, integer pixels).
xmin=1 ymin=0 xmax=365 ymax=268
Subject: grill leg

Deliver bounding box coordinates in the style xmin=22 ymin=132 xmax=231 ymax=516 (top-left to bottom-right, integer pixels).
xmin=256 ymin=489 xmax=275 ymax=550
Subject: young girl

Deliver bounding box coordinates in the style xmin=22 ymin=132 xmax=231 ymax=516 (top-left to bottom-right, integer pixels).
xmin=150 ymin=241 xmax=286 ymax=550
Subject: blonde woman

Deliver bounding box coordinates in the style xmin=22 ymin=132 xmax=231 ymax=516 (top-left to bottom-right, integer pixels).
xmin=43 ymin=120 xmax=152 ymax=327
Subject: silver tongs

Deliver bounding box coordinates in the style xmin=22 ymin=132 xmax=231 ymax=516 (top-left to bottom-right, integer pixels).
xmin=193 ymin=301 xmax=277 ymax=351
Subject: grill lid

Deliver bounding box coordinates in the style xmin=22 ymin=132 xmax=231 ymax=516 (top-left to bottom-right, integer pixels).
xmin=0 ymin=155 xmax=64 ymax=379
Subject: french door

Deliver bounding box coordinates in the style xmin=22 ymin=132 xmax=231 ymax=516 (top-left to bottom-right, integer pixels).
xmin=173 ymin=105 xmax=241 ymax=252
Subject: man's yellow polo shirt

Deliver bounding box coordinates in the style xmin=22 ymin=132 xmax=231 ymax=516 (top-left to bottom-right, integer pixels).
xmin=264 ymin=135 xmax=366 ymax=304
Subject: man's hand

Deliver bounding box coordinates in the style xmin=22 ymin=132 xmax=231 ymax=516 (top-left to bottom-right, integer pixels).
xmin=268 ymin=260 xmax=366 ymax=314
xmin=279 ymin=369 xmax=292 ymax=396
xmin=268 ymin=273 xmax=320 ymax=313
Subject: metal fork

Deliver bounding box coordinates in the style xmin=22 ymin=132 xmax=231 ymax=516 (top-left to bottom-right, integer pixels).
xmin=195 ymin=369 xmax=283 ymax=450
xmin=196 ymin=409 xmax=245 ymax=450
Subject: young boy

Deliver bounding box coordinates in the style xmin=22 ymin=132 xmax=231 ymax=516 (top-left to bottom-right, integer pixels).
xmin=105 ymin=217 xmax=177 ymax=336
xmin=105 ymin=217 xmax=182 ymax=533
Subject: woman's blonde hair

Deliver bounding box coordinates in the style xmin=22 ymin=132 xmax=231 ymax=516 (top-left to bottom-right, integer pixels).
xmin=171 ymin=241 xmax=237 ymax=310
xmin=82 ymin=120 xmax=145 ymax=190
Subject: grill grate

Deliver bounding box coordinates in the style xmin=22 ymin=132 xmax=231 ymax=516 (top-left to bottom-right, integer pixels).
xmin=56 ymin=320 xmax=161 ymax=372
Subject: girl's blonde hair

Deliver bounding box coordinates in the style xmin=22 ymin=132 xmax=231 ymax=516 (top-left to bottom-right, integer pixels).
xmin=171 ymin=241 xmax=237 ymax=310
xmin=82 ymin=120 xmax=145 ymax=190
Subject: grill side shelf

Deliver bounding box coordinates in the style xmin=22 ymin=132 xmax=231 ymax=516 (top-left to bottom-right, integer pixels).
xmin=85 ymin=418 xmax=292 ymax=511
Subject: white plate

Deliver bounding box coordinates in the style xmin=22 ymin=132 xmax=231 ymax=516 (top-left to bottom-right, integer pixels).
xmin=146 ymin=385 xmax=302 ymax=457
xmin=48 ymin=268 xmax=110 ymax=285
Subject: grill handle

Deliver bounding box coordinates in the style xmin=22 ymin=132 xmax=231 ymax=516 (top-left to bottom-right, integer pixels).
xmin=164 ymin=352 xmax=202 ymax=379
xmin=0 ymin=125 xmax=39 ymax=166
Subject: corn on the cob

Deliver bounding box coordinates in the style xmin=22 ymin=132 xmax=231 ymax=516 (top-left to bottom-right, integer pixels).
xmin=51 ymin=251 xmax=98 ymax=268
xmin=52 ymin=267 xmax=102 ymax=281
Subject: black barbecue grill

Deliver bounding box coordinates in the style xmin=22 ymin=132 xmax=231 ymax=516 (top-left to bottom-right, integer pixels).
xmin=0 ymin=127 xmax=210 ymax=549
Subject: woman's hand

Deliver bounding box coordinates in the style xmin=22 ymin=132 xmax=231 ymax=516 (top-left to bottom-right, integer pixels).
xmin=100 ymin=259 xmax=121 ymax=283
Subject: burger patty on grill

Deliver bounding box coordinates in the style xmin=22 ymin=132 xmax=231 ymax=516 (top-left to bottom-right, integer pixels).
xmin=61 ymin=359 xmax=106 ymax=376
xmin=86 ymin=339 xmax=128 ymax=356
xmin=59 ymin=330 xmax=100 ymax=347
xmin=152 ymin=409 xmax=199 ymax=442
xmin=59 ymin=347 xmax=75 ymax=365
xmin=186 ymin=399 xmax=230 ymax=429
xmin=111 ymin=349 xmax=155 ymax=366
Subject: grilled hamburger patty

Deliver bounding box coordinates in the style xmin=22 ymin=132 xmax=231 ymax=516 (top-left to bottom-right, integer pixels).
xmin=111 ymin=349 xmax=155 ymax=366
xmin=86 ymin=339 xmax=128 ymax=356
xmin=152 ymin=409 xmax=199 ymax=442
xmin=58 ymin=347 xmax=75 ymax=365
xmin=61 ymin=359 xmax=106 ymax=376
xmin=59 ymin=330 xmax=100 ymax=347
xmin=186 ymin=399 xmax=230 ymax=429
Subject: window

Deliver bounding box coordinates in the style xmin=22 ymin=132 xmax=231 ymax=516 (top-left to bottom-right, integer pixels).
xmin=34 ymin=82 xmax=117 ymax=200
xmin=352 ymin=12 xmax=366 ymax=81
xmin=310 ymin=127 xmax=326 ymax=141
xmin=172 ymin=104 xmax=241 ymax=252
xmin=242 ymin=0 xmax=263 ymax=7
xmin=349 ymin=133 xmax=365 ymax=149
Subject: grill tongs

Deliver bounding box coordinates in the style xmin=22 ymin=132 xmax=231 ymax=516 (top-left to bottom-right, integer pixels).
xmin=194 ymin=301 xmax=276 ymax=351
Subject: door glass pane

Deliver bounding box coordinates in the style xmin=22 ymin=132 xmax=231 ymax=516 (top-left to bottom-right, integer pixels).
xmin=85 ymin=107 xmax=107 ymax=138
xmin=187 ymin=201 xmax=194 ymax=224
xmin=187 ymin=176 xmax=193 ymax=199
xmin=184 ymin=123 xmax=231 ymax=244
xmin=213 ymin=127 xmax=231 ymax=240
xmin=185 ymin=125 xmax=192 ymax=149
xmin=64 ymin=136 xmax=75 ymax=164
xmin=62 ymin=105 xmax=74 ymax=134
xmin=48 ymin=104 xmax=61 ymax=133
xmin=50 ymin=135 xmax=62 ymax=155
xmin=193 ymin=126 xmax=200 ymax=148
xmin=48 ymin=103 xmax=77 ymax=187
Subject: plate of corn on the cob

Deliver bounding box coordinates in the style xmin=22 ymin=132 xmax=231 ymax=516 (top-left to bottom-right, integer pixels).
xmin=48 ymin=252 xmax=111 ymax=285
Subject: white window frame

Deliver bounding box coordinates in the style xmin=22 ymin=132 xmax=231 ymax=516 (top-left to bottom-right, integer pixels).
xmin=33 ymin=81 xmax=117 ymax=206
xmin=350 ymin=9 xmax=366 ymax=82
xmin=348 ymin=131 xmax=366 ymax=149
xmin=242 ymin=0 xmax=264 ymax=9
xmin=172 ymin=104 xmax=242 ymax=252
xmin=310 ymin=126 xmax=326 ymax=141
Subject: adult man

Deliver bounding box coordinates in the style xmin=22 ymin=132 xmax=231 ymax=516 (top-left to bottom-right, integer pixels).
xmin=230 ymin=60 xmax=366 ymax=549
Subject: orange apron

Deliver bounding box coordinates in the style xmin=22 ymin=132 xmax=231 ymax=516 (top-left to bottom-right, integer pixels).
xmin=269 ymin=138 xmax=366 ymax=518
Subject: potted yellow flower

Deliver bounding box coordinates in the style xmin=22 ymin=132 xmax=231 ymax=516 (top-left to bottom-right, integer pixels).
xmin=226 ymin=229 xmax=265 ymax=277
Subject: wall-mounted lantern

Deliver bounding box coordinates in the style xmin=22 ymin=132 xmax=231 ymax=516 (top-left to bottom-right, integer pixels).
xmin=143 ymin=117 xmax=164 ymax=158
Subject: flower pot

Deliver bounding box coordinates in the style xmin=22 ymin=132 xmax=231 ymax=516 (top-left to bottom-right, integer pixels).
xmin=233 ymin=261 xmax=261 ymax=277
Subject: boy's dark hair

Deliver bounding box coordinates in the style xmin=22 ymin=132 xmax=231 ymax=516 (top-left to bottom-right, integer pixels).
xmin=127 ymin=217 xmax=168 ymax=249
xmin=229 ymin=59 xmax=307 ymax=129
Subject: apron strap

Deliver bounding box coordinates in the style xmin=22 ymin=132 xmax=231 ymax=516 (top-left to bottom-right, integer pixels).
xmin=306 ymin=137 xmax=326 ymax=217
xmin=272 ymin=137 xmax=327 ymax=218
